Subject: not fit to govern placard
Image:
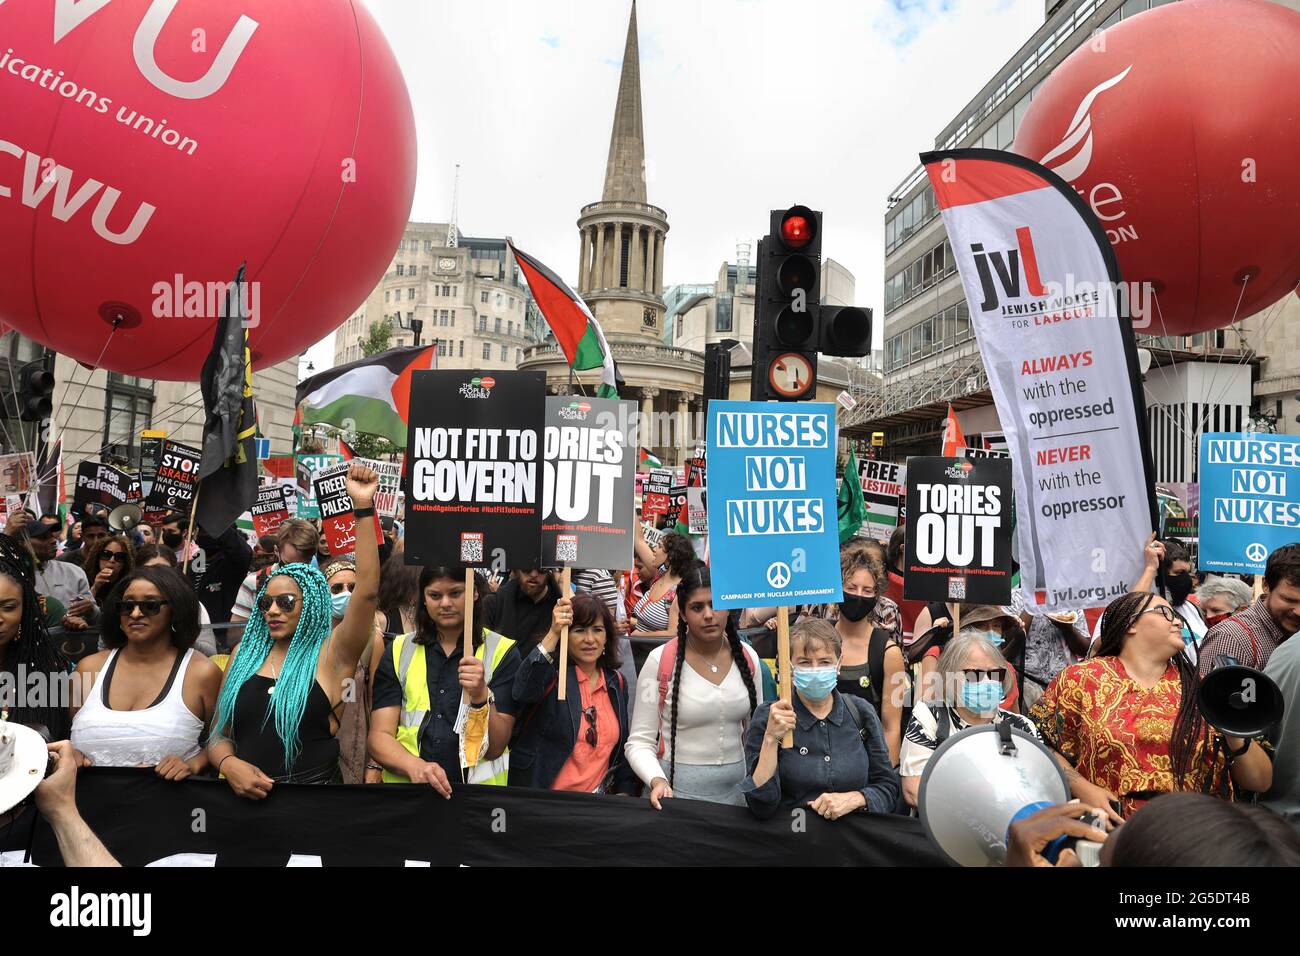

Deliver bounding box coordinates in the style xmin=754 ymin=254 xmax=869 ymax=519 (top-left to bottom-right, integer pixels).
xmin=1200 ymin=433 xmax=1300 ymax=574
xmin=705 ymin=401 xmax=842 ymax=609
xmin=403 ymin=370 xmax=545 ymax=568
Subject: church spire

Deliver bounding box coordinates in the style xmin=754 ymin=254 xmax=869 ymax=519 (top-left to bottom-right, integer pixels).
xmin=602 ymin=1 xmax=647 ymax=203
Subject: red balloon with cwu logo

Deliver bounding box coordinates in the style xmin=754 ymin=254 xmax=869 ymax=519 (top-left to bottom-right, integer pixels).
xmin=1012 ymin=0 xmax=1300 ymax=336
xmin=0 ymin=0 xmax=416 ymax=380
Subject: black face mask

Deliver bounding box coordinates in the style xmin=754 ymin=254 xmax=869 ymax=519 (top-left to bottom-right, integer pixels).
xmin=840 ymin=594 xmax=877 ymax=623
xmin=1166 ymin=573 xmax=1194 ymax=605
xmin=162 ymin=530 xmax=183 ymax=548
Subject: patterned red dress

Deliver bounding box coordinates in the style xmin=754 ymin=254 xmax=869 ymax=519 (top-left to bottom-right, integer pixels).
xmin=1029 ymin=656 xmax=1227 ymax=818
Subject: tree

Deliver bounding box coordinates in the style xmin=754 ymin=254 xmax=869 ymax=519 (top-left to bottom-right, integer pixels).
xmin=360 ymin=318 xmax=394 ymax=357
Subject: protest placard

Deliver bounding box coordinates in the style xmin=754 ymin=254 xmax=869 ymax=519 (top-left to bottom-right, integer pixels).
xmin=72 ymin=461 xmax=133 ymax=518
xmin=858 ymin=459 xmax=906 ymax=542
xmin=295 ymin=454 xmax=342 ymax=519
xmin=251 ymin=483 xmax=295 ymax=536
xmin=313 ymin=462 xmax=381 ymax=555
xmin=903 ymin=456 xmax=1013 ymax=606
xmin=404 ymin=370 xmax=545 ymax=568
xmin=705 ymin=402 xmax=842 ymax=608
xmin=540 ymin=397 xmax=637 ymax=569
xmin=138 ymin=432 xmax=166 ymax=498
xmin=354 ymin=458 xmax=403 ymax=519
xmin=0 ymin=452 xmax=34 ymax=497
xmin=1199 ymin=434 xmax=1300 ymax=574
xmin=145 ymin=440 xmax=202 ymax=514
xmin=643 ymin=468 xmax=673 ymax=518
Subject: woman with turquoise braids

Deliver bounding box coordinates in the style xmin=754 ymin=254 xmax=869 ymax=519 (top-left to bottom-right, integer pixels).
xmin=206 ymin=462 xmax=381 ymax=797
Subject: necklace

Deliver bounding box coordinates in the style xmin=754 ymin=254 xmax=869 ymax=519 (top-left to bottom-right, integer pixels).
xmin=688 ymin=638 xmax=727 ymax=674
xmin=267 ymin=654 xmax=279 ymax=696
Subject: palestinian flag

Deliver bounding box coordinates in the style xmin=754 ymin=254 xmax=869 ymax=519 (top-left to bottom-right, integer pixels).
xmin=639 ymin=448 xmax=661 ymax=470
xmin=296 ymin=345 xmax=435 ymax=448
xmin=508 ymin=242 xmax=622 ymax=398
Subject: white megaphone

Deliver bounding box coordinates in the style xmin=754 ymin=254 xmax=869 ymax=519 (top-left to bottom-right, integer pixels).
xmin=0 ymin=718 xmax=49 ymax=816
xmin=918 ymin=721 xmax=1071 ymax=867
xmin=108 ymin=503 xmax=143 ymax=533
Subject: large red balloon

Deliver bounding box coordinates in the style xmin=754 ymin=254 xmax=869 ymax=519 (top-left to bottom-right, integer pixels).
xmin=1012 ymin=0 xmax=1300 ymax=336
xmin=0 ymin=0 xmax=415 ymax=380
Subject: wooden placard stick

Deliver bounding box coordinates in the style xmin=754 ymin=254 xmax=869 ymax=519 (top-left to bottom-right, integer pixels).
xmin=1253 ymin=575 xmax=1264 ymax=600
xmin=181 ymin=484 xmax=201 ymax=576
xmin=777 ymin=605 xmax=793 ymax=749
xmin=953 ymin=602 xmax=962 ymax=637
xmin=463 ymin=567 xmax=475 ymax=706
xmin=558 ymin=566 xmax=572 ymax=700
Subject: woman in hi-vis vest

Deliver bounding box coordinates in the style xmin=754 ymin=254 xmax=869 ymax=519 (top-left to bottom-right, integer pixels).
xmin=368 ymin=566 xmax=522 ymax=795
xmin=206 ymin=462 xmax=382 ymax=796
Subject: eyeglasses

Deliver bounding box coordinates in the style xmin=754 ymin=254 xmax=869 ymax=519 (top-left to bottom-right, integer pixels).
xmin=118 ymin=599 xmax=170 ymax=617
xmin=1139 ymin=605 xmax=1183 ymax=624
xmin=582 ymin=706 xmax=598 ymax=747
xmin=257 ymin=593 xmax=300 ymax=614
xmin=961 ymin=668 xmax=1006 ymax=683
xmin=329 ymin=582 xmax=356 ymax=594
xmin=100 ymin=551 xmax=127 ymax=563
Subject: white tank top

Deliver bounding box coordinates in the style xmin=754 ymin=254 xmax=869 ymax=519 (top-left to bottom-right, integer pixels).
xmin=71 ymin=648 xmax=204 ymax=768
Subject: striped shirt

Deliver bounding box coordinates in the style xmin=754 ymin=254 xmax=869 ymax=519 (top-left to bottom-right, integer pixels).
xmin=573 ymin=569 xmax=622 ymax=617
xmin=1198 ymin=598 xmax=1290 ymax=675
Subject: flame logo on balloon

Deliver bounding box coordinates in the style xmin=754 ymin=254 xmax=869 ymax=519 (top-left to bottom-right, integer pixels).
xmin=1038 ymin=66 xmax=1133 ymax=183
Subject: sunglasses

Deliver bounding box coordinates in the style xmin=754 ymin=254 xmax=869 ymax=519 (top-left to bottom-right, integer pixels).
xmin=961 ymin=668 xmax=1006 ymax=683
xmin=257 ymin=593 xmax=300 ymax=614
xmin=118 ymin=599 xmax=170 ymax=617
xmin=582 ymin=705 xmax=598 ymax=747
xmin=100 ymin=551 xmax=127 ymax=563
xmin=329 ymin=582 xmax=356 ymax=595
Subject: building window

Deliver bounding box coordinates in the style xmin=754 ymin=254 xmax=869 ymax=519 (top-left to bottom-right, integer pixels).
xmin=482 ymin=342 xmax=491 ymax=361
xmin=495 ymin=293 xmax=503 ymax=309
xmin=495 ymin=318 xmax=502 ymax=334
xmin=424 ymin=240 xmax=432 ymax=252
xmin=619 ymin=230 xmax=630 ymax=287
xmin=716 ymin=294 xmax=733 ymax=333
xmin=384 ymin=291 xmax=390 ymax=303
xmin=437 ymin=340 xmax=447 ymax=357
xmin=478 ymin=315 xmax=487 ymax=332
xmin=103 ymin=373 xmax=154 ymax=463
xmin=507 ymin=321 xmax=513 ymax=337
xmin=458 ymin=340 xmax=464 ymax=358
xmin=500 ymin=345 xmax=508 ymax=362
xmin=516 ymin=348 xmax=522 ymax=364
xmin=481 ymin=291 xmax=489 ymax=303
xmin=408 ymin=288 xmax=416 ymax=300
xmin=396 ymin=264 xmax=404 ymax=276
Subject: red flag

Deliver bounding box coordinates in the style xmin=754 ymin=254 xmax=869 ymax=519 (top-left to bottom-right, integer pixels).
xmin=339 ymin=437 xmax=356 ymax=461
xmin=941 ymin=404 xmax=966 ymax=457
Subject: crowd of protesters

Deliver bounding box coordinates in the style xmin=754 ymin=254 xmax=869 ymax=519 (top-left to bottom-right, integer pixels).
xmin=4 ymin=461 xmax=1300 ymax=868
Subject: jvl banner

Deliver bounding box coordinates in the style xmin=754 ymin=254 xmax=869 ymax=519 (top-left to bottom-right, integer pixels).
xmin=903 ymin=456 xmax=1014 ymax=606
xmin=404 ymin=370 xmax=545 ymax=568
xmin=705 ymin=401 xmax=842 ymax=609
xmin=858 ymin=459 xmax=906 ymax=542
xmin=1199 ymin=434 xmax=1300 ymax=574
xmin=541 ymin=397 xmax=638 ymax=570
xmin=922 ymin=149 xmax=1156 ymax=612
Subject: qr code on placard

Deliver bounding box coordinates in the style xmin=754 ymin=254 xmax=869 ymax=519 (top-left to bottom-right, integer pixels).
xmin=460 ymin=533 xmax=484 ymax=564
xmin=555 ymin=535 xmax=578 ymax=564
xmin=947 ymin=576 xmax=967 ymax=601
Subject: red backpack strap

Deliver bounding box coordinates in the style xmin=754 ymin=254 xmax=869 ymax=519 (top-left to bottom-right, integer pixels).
xmin=656 ymin=640 xmax=678 ymax=758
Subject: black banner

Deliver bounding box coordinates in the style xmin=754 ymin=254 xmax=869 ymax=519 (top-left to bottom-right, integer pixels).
xmin=139 ymin=435 xmax=164 ymax=498
xmin=5 ymin=769 xmax=946 ymax=867
xmin=541 ymin=396 xmax=637 ymax=569
xmin=403 ymin=370 xmax=545 ymax=568
xmin=903 ymin=456 xmax=1014 ymax=605
xmin=71 ymin=461 xmax=132 ymax=519
xmin=144 ymin=440 xmax=202 ymax=514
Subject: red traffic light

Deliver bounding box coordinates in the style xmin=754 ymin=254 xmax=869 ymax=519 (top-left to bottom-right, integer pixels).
xmin=779 ymin=206 xmax=817 ymax=250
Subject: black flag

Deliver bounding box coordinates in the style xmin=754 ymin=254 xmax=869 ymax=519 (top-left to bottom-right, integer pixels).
xmin=194 ymin=264 xmax=258 ymax=536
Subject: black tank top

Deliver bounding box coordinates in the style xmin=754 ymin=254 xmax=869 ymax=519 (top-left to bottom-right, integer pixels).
xmin=230 ymin=676 xmax=341 ymax=784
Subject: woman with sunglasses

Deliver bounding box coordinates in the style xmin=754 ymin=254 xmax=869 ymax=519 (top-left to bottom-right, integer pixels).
xmin=0 ymin=534 xmax=72 ymax=741
xmin=69 ymin=567 xmax=221 ymax=778
xmin=83 ymin=534 xmax=136 ymax=612
xmin=509 ymin=592 xmax=637 ymax=793
xmin=207 ymin=462 xmax=382 ymax=797
xmin=899 ymin=630 xmax=1040 ymax=809
xmin=1030 ymin=591 xmax=1272 ymax=822
xmin=323 ymin=558 xmax=386 ymax=784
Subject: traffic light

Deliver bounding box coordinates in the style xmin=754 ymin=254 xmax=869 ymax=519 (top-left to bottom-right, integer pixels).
xmin=17 ymin=358 xmax=54 ymax=422
xmin=752 ymin=205 xmax=821 ymax=402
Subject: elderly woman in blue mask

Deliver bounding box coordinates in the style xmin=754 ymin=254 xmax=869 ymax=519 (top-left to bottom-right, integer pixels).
xmin=899 ymin=630 xmax=1040 ymax=809
xmin=741 ymin=619 xmax=899 ymax=820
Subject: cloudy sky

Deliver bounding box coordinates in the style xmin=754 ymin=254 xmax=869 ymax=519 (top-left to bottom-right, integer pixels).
xmin=305 ymin=0 xmax=1047 ymax=371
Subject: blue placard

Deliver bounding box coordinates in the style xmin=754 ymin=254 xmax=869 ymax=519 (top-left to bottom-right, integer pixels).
xmin=705 ymin=401 xmax=843 ymax=609
xmin=1199 ymin=433 xmax=1300 ymax=574
xmin=255 ymin=438 xmax=271 ymax=461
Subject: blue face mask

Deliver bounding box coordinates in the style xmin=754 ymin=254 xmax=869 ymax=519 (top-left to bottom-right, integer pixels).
xmin=1181 ymin=625 xmax=1194 ymax=647
xmin=977 ymin=628 xmax=1005 ymax=647
xmin=792 ymin=666 xmax=838 ymax=701
xmin=331 ymin=589 xmax=352 ymax=618
xmin=960 ymin=679 xmax=1005 ymax=714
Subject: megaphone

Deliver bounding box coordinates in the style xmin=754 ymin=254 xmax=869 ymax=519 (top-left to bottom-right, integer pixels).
xmin=0 ymin=718 xmax=49 ymax=815
xmin=918 ymin=721 xmax=1071 ymax=867
xmin=1198 ymin=655 xmax=1285 ymax=738
xmin=108 ymin=503 xmax=143 ymax=533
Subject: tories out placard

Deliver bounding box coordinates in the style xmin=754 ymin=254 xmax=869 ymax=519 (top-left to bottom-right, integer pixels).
xmin=705 ymin=401 xmax=842 ymax=609
xmin=145 ymin=440 xmax=202 ymax=515
xmin=903 ymin=456 xmax=1013 ymax=606
xmin=404 ymin=370 xmax=545 ymax=568
xmin=1199 ymin=434 xmax=1300 ymax=575
xmin=541 ymin=397 xmax=637 ymax=570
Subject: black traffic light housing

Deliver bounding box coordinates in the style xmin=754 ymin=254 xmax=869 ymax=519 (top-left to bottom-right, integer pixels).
xmin=18 ymin=357 xmax=54 ymax=422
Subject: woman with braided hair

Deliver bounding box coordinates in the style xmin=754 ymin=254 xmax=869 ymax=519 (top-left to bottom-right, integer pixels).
xmin=1030 ymin=590 xmax=1272 ymax=822
xmin=625 ymin=561 xmax=762 ymax=808
xmin=206 ymin=463 xmax=381 ymax=797
xmin=0 ymin=534 xmax=71 ymax=740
